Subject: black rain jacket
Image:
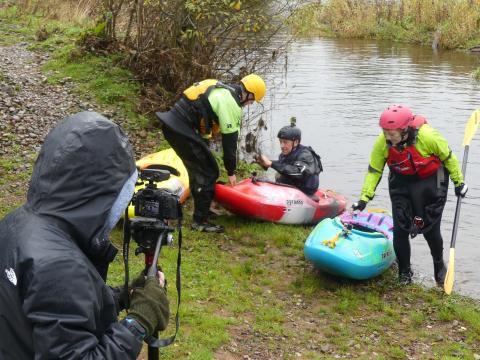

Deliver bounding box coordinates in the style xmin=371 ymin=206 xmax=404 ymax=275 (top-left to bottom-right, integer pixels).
xmin=0 ymin=112 xmax=141 ymax=359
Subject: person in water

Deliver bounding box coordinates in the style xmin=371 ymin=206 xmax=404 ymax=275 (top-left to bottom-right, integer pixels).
xmin=255 ymin=118 xmax=323 ymax=200
xmin=156 ymin=74 xmax=266 ymax=233
xmin=352 ymin=104 xmax=467 ymax=286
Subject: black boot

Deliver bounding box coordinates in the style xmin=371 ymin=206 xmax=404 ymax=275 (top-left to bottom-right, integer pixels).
xmin=398 ymin=266 xmax=413 ymax=286
xmin=191 ymin=220 xmax=225 ymax=233
xmin=433 ymin=260 xmax=447 ymax=287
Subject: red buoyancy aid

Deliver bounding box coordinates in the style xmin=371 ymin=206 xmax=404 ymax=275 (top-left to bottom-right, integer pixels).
xmin=387 ymin=118 xmax=441 ymax=178
xmin=387 ymin=146 xmax=441 ymax=178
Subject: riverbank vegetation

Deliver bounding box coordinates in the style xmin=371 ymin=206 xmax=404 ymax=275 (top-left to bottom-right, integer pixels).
xmin=474 ymin=67 xmax=480 ymax=80
xmin=290 ymin=0 xmax=480 ymax=50
xmin=2 ymin=2 xmax=480 ymax=358
xmin=8 ymin=0 xmax=294 ymax=114
xmin=290 ymin=0 xmax=480 ymax=80
xmin=1 ymin=0 xmax=297 ymax=156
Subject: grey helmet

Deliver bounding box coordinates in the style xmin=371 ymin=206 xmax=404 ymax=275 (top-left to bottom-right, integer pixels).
xmin=277 ymin=116 xmax=301 ymax=142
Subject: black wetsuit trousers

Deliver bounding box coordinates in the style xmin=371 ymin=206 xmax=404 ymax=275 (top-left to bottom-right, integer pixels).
xmin=389 ymin=168 xmax=448 ymax=273
xmin=162 ymin=126 xmax=218 ymax=223
xmin=393 ymin=218 xmax=444 ymax=272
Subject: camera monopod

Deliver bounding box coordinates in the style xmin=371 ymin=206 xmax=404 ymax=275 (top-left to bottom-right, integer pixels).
xmin=123 ymin=213 xmax=182 ymax=360
xmin=122 ymin=172 xmax=182 ymax=360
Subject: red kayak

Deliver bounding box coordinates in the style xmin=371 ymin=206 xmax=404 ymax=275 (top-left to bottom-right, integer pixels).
xmin=214 ymin=178 xmax=347 ymax=225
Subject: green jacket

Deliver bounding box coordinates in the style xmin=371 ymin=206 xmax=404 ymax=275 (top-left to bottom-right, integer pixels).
xmin=360 ymin=124 xmax=464 ymax=202
xmin=208 ymin=88 xmax=242 ymax=134
xmin=207 ymin=87 xmax=243 ymax=176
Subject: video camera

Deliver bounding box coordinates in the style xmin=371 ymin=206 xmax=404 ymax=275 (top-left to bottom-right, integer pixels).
xmin=128 ymin=168 xmax=182 ymax=254
xmin=133 ymin=169 xmax=182 ymax=221
xmin=123 ymin=168 xmax=183 ymax=355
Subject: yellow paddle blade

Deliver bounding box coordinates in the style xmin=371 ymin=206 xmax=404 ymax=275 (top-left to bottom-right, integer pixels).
xmin=367 ymin=208 xmax=391 ymax=215
xmin=463 ymin=109 xmax=480 ymax=147
xmin=444 ymin=247 xmax=455 ymax=295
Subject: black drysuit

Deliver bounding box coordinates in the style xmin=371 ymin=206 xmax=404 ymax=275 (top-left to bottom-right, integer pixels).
xmin=156 ymin=93 xmax=241 ymax=223
xmin=271 ymin=144 xmax=322 ymax=196
xmin=0 ymin=112 xmax=141 ymax=359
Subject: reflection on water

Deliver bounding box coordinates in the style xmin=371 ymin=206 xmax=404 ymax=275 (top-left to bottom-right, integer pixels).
xmin=263 ymin=38 xmax=480 ymax=298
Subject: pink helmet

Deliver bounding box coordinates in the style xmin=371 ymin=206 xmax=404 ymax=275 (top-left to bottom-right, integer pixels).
xmin=379 ymin=104 xmax=413 ymax=130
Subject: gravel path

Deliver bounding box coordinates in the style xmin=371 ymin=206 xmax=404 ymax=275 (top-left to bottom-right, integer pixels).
xmin=0 ymin=42 xmax=160 ymax=206
xmin=0 ymin=43 xmax=94 ymax=159
xmin=1 ymin=43 xmax=158 ymax=168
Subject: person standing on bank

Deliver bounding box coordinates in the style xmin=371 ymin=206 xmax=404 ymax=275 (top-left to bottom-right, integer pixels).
xmin=156 ymin=74 xmax=266 ymax=233
xmin=0 ymin=112 xmax=169 ymax=359
xmin=255 ymin=118 xmax=323 ymax=200
xmin=352 ymin=104 xmax=467 ymax=286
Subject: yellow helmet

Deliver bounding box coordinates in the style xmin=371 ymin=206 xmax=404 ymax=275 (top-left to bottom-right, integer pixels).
xmin=240 ymin=74 xmax=266 ymax=103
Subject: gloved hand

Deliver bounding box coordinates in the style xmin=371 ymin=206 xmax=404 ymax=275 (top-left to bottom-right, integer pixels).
xmin=128 ymin=277 xmax=170 ymax=336
xmin=351 ymin=200 xmax=367 ymax=211
xmin=130 ymin=271 xmax=147 ymax=290
xmin=111 ymin=271 xmax=146 ymax=312
xmin=455 ymin=183 xmax=468 ymax=197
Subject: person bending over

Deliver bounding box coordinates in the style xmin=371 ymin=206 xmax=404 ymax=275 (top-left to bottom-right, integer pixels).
xmin=156 ymin=74 xmax=266 ymax=233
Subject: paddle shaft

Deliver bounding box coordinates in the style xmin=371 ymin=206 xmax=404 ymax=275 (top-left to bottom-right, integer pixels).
xmin=449 ymin=145 xmax=469 ymax=249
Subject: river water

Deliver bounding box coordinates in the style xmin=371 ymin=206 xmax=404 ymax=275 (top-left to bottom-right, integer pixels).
xmin=260 ymin=38 xmax=480 ymax=298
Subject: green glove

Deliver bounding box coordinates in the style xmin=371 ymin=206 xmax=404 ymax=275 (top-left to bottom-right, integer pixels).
xmin=130 ymin=271 xmax=146 ymax=290
xmin=111 ymin=271 xmax=147 ymax=312
xmin=128 ymin=277 xmax=170 ymax=337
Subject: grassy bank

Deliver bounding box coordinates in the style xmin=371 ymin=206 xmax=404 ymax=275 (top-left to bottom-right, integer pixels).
xmin=0 ymin=5 xmax=143 ymax=121
xmin=2 ymin=5 xmax=480 ymax=360
xmin=0 ymin=3 xmax=167 ymax=161
xmin=107 ymin=216 xmax=480 ymax=359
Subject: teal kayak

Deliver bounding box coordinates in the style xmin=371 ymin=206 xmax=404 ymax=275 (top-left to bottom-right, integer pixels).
xmin=304 ymin=211 xmax=395 ymax=280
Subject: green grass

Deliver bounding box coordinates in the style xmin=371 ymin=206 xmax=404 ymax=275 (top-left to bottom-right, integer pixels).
xmin=42 ymin=50 xmax=140 ymax=118
xmin=0 ymin=6 xmax=34 ymax=45
xmin=0 ymin=152 xmax=34 ymax=217
xmin=0 ymin=6 xmax=89 ymax=46
xmin=133 ymin=214 xmax=479 ymax=358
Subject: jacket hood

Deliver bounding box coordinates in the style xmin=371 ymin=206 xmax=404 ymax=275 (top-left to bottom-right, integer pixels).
xmin=26 ymin=112 xmax=136 ymax=263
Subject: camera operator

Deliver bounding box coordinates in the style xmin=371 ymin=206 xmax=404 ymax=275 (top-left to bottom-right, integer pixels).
xmin=0 ymin=112 xmax=169 ymax=359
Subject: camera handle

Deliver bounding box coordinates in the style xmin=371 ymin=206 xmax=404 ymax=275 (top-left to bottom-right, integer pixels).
xmin=146 ymin=232 xmax=166 ymax=278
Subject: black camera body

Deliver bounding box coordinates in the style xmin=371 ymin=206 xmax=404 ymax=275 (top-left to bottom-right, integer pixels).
xmin=129 ymin=168 xmax=182 ymax=254
xmin=132 ymin=169 xmax=182 ymax=220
